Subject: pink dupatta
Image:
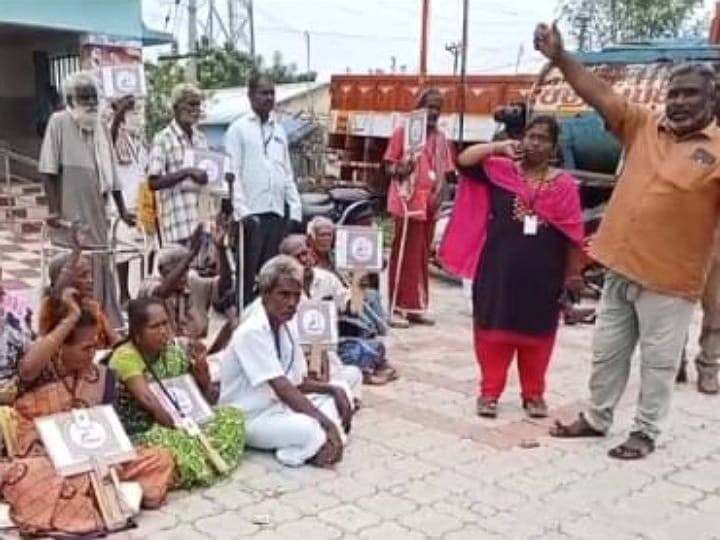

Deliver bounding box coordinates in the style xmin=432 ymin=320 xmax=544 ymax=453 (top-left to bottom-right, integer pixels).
xmin=439 ymin=156 xmax=584 ymax=279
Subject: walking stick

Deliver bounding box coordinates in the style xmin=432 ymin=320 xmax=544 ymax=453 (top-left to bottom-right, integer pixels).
xmin=389 ymin=195 xmax=411 ymax=322
xmin=224 ymin=173 xmax=244 ymax=316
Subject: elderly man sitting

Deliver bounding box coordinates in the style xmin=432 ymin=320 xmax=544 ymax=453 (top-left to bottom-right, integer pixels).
xmin=138 ymin=221 xmax=235 ymax=350
xmin=281 ymin=234 xmax=397 ymax=385
xmin=219 ymin=255 xmax=351 ymax=467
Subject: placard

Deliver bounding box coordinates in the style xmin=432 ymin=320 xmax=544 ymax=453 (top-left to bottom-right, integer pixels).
xmin=100 ymin=64 xmax=147 ymax=98
xmin=183 ymin=149 xmax=231 ymax=186
xmin=296 ymin=300 xmax=338 ymax=346
xmin=404 ymin=109 xmax=427 ymax=155
xmin=35 ymin=405 xmax=137 ymax=476
xmin=149 ymin=374 xmax=215 ymax=426
xmin=335 ymin=226 xmax=383 ymax=271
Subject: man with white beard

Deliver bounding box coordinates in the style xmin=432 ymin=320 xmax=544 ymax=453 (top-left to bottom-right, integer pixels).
xmin=39 ymin=71 xmax=134 ymax=328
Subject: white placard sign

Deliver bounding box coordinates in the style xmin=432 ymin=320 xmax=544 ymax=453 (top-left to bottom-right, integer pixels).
xmin=35 ymin=405 xmax=137 ymax=476
xmin=183 ymin=149 xmax=231 ymax=186
xmin=335 ymin=226 xmax=383 ymax=271
xmin=404 ymin=109 xmax=427 ymax=155
xmin=149 ymin=374 xmax=215 ymax=426
xmin=296 ymin=300 xmax=338 ymax=346
xmin=100 ymin=64 xmax=147 ymax=98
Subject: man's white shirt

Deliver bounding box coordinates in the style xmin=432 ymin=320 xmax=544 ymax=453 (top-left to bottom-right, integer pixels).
xmin=224 ymin=110 xmax=302 ymax=221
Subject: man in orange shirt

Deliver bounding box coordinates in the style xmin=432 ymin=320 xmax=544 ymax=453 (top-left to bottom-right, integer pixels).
xmin=535 ymin=22 xmax=720 ymax=459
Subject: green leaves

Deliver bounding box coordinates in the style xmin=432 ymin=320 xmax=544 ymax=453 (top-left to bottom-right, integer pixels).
xmin=559 ymin=0 xmax=705 ymax=50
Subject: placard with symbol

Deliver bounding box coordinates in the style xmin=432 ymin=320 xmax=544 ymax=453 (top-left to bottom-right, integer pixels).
xmin=100 ymin=64 xmax=147 ymax=98
xmin=149 ymin=374 xmax=215 ymax=426
xmin=35 ymin=405 xmax=137 ymax=476
xmin=404 ymin=108 xmax=427 ymax=155
xmin=183 ymin=149 xmax=231 ymax=186
xmin=296 ymin=300 xmax=338 ymax=346
xmin=335 ymin=226 xmax=383 ymax=271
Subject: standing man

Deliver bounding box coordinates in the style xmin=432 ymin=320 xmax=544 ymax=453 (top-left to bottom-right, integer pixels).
xmin=39 ymin=71 xmax=134 ymax=328
xmin=148 ymin=83 xmax=209 ymax=246
xmin=535 ymin=22 xmax=720 ymax=459
xmin=384 ymin=88 xmax=455 ymax=328
xmin=224 ymin=72 xmax=302 ymax=306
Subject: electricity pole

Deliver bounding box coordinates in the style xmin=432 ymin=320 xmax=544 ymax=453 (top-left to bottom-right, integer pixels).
xmin=445 ymin=41 xmax=461 ymax=75
xmin=458 ymin=0 xmax=469 ymax=145
xmin=187 ymin=0 xmax=198 ymax=82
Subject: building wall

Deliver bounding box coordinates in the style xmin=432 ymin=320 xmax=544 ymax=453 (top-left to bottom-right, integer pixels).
xmin=280 ymin=85 xmax=330 ymax=118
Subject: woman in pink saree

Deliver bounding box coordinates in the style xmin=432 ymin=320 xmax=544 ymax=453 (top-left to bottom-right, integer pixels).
xmin=440 ymin=115 xmax=584 ymax=418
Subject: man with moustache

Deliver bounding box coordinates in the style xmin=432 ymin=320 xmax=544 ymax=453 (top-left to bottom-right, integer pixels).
xmin=535 ymin=22 xmax=720 ymax=459
xmin=148 ymin=83 xmax=210 ymax=247
xmin=224 ymin=72 xmax=302 ymax=305
xmin=39 ymin=71 xmax=133 ymax=328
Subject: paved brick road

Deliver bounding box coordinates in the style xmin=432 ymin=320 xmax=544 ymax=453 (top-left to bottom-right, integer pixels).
xmin=2 ymin=229 xmax=719 ymax=539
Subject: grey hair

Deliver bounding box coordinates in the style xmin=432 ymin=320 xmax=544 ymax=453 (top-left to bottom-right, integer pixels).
xmin=48 ymin=252 xmax=73 ymax=286
xmin=171 ymin=82 xmax=202 ymax=108
xmin=306 ymin=216 xmax=334 ymax=238
xmin=257 ymin=255 xmax=303 ymax=294
xmin=62 ymin=71 xmax=98 ymax=103
xmin=157 ymin=244 xmax=190 ymax=273
xmin=668 ymin=63 xmax=717 ymax=93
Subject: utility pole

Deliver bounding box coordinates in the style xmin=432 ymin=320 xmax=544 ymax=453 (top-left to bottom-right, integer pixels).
xmin=208 ymin=0 xmax=215 ymax=46
xmin=248 ymin=0 xmax=256 ymax=61
xmin=187 ymin=0 xmax=198 ymax=82
xmin=578 ymin=14 xmax=590 ymax=51
xmin=419 ymin=0 xmax=430 ymax=80
xmin=445 ymin=41 xmax=461 ymax=75
xmin=458 ymin=0 xmax=469 ymax=146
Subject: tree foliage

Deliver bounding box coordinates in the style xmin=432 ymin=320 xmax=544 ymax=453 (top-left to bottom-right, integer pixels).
xmin=145 ymin=39 xmax=317 ymax=137
xmin=559 ymin=0 xmax=706 ymax=50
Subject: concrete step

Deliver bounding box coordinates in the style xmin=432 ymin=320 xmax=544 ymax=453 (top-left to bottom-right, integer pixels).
xmin=9 ymin=219 xmax=43 ymax=235
xmin=9 ymin=194 xmax=47 ymax=207
xmin=0 ymin=183 xmax=43 ymax=196
xmin=1 ymin=206 xmax=47 ymax=220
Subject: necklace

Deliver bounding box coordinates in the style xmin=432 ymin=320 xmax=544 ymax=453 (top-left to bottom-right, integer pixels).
xmin=51 ymin=356 xmax=90 ymax=409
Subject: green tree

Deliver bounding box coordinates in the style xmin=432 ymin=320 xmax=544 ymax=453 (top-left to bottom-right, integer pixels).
xmin=145 ymin=40 xmax=317 ymax=136
xmin=560 ymin=0 xmax=705 ymax=50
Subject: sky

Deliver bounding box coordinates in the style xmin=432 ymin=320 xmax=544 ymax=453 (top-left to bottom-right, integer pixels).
xmin=141 ymin=0 xmax=720 ymax=79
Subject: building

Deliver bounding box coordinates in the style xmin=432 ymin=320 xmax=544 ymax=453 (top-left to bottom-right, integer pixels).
xmin=200 ymin=81 xmax=330 ymax=178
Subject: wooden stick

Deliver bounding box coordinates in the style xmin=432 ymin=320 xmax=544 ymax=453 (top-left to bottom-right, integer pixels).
xmin=90 ymin=459 xmax=125 ymax=531
xmin=0 ymin=407 xmax=18 ymax=458
xmin=180 ymin=417 xmax=230 ymax=475
xmin=349 ymin=271 xmax=365 ymax=314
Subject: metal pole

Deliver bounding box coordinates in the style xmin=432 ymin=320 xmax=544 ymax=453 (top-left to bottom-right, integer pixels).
xmin=208 ymin=0 xmax=215 ymax=46
xmin=458 ymin=0 xmax=469 ymax=146
xmin=248 ymin=0 xmax=256 ymax=61
xmin=419 ymin=0 xmax=430 ymax=79
xmin=305 ymin=31 xmax=314 ymax=117
xmin=228 ymin=0 xmax=236 ymax=47
xmin=187 ymin=0 xmax=198 ymax=82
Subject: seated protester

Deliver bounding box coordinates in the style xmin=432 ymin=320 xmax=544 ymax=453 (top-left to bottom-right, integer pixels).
xmin=139 ymin=222 xmax=232 ymax=340
xmin=307 ymin=216 xmax=387 ymax=337
xmin=0 ymin=267 xmax=33 ymax=404
xmin=40 ymin=237 xmax=120 ymax=347
xmin=280 ymin=234 xmax=396 ymax=385
xmin=219 ymin=255 xmax=350 ymax=467
xmin=2 ymin=289 xmax=174 ymax=537
xmin=110 ymin=297 xmax=244 ymax=488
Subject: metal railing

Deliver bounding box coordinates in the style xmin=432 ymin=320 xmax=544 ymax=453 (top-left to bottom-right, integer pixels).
xmin=0 ymin=145 xmax=39 ymax=191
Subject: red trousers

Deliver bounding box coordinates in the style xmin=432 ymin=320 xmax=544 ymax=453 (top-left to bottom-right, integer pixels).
xmin=473 ymin=328 xmax=557 ymax=400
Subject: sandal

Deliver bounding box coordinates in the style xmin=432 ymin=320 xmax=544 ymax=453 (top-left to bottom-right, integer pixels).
xmin=549 ymin=413 xmax=605 ymax=438
xmin=608 ymin=431 xmax=655 ymax=460
xmin=363 ymin=371 xmax=393 ymax=385
xmin=407 ymin=314 xmax=436 ymax=326
xmin=563 ymin=307 xmax=597 ymax=326
xmin=476 ymin=397 xmax=498 ymax=418
xmin=523 ymin=398 xmax=549 ymax=419
xmin=376 ymin=366 xmax=399 ymax=381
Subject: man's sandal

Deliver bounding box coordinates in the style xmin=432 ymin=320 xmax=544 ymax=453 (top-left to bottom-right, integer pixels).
xmin=549 ymin=413 xmax=605 ymax=438
xmin=608 ymin=431 xmax=655 ymax=460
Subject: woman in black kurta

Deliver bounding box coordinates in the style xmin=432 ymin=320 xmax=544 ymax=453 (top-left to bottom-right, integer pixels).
xmin=454 ymin=116 xmax=584 ymax=419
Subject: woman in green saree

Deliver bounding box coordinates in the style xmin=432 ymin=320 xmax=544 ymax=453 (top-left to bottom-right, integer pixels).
xmin=110 ymin=297 xmax=244 ymax=488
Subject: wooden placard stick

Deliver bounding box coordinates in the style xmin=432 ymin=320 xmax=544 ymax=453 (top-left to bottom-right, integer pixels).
xmin=180 ymin=417 xmax=230 ymax=475
xmin=90 ymin=458 xmax=126 ymax=531
xmin=0 ymin=406 xmax=18 ymax=458
xmin=308 ymin=345 xmax=330 ymax=383
xmin=349 ymin=271 xmax=366 ymax=314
